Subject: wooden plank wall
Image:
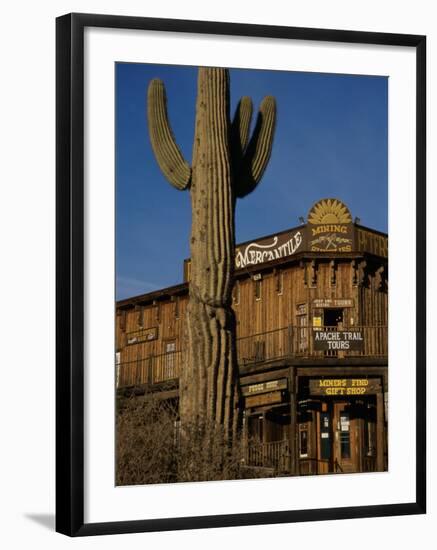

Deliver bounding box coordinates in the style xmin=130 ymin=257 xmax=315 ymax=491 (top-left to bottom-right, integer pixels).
xmin=234 ymin=260 xmax=365 ymax=338
xmin=116 ymin=258 xmax=388 ymax=381
xmin=355 ymin=227 xmax=388 ymax=258
xmin=117 ymin=298 xmax=187 ymax=364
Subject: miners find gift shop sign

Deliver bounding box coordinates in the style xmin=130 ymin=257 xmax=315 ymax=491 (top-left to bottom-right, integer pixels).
xmin=307 ymin=198 xmax=354 ymax=252
xmin=309 ymin=378 xmax=382 ymax=396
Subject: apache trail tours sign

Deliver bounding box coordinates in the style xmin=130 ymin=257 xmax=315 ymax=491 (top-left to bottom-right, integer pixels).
xmin=313 ymin=329 xmax=364 ymax=351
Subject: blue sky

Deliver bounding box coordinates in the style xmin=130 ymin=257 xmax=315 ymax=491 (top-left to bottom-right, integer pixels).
xmin=116 ymin=63 xmax=388 ymax=300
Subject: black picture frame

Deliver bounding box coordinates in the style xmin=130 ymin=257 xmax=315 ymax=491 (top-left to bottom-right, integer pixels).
xmin=56 ymin=12 xmax=426 ymax=537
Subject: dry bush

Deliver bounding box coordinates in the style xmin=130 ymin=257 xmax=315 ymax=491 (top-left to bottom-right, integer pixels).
xmin=176 ymin=421 xmax=245 ymax=483
xmin=116 ymin=395 xmax=178 ymax=486
xmin=116 ymin=395 xmax=271 ymax=485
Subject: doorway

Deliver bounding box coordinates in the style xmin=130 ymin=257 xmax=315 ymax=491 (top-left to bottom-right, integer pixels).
xmin=246 ymin=409 xmax=290 ymax=471
xmin=322 ymin=309 xmax=344 ymax=356
xmin=332 ymin=402 xmax=356 ymax=473
xmin=314 ymin=398 xmax=378 ymax=474
xmin=323 ymin=308 xmax=343 ymax=327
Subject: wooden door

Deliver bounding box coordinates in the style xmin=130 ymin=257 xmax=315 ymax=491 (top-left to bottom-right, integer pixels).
xmin=316 ymin=409 xmax=331 ymax=474
xmin=332 ymin=402 xmax=359 ymax=473
xmin=163 ymin=340 xmax=176 ymax=381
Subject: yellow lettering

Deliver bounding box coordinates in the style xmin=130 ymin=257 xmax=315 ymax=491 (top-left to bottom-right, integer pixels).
xmin=311 ymin=224 xmax=349 ymax=235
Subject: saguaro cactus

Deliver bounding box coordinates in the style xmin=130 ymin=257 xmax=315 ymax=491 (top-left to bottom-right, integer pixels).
xmin=147 ymin=68 xmax=276 ymax=440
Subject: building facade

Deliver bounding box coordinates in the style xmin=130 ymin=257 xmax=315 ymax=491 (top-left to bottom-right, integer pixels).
xmin=116 ymin=198 xmax=388 ymax=476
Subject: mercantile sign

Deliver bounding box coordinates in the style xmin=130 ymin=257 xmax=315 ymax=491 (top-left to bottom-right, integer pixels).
xmin=235 ymin=229 xmax=304 ymax=269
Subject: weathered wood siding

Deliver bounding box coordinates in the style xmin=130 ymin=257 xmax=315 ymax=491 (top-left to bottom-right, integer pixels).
xmin=117 ymin=256 xmax=387 ymax=386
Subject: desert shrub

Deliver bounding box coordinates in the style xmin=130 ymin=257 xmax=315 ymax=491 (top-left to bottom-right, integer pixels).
xmin=116 ymin=395 xmax=178 ymax=485
xmin=116 ymin=395 xmax=274 ymax=485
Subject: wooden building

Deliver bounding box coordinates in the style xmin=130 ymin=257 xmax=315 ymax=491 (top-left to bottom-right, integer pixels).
xmin=116 ymin=198 xmax=388 ymax=476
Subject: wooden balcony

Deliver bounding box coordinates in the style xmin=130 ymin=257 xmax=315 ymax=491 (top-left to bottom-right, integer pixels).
xmin=237 ymin=325 xmax=387 ymax=366
xmin=117 ymin=325 xmax=387 ymax=388
xmin=117 ymin=351 xmax=182 ymax=388
xmin=245 ymin=439 xmax=290 ymax=472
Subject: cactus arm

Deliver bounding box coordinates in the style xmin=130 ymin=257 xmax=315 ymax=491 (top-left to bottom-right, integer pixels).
xmin=231 ymin=96 xmax=253 ymax=154
xmin=147 ymin=79 xmax=191 ymax=190
xmin=234 ymin=96 xmax=276 ymax=198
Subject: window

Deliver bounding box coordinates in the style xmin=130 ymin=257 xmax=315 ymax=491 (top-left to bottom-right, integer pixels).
xmin=296 ymin=304 xmax=308 ymax=352
xmin=163 ymin=341 xmax=177 ymax=379
xmin=339 ymin=413 xmax=351 ymax=459
xmin=165 ymin=341 xmax=176 ymax=352
xmin=364 ymin=407 xmax=376 ymax=457
xmin=320 ymin=412 xmax=331 ymax=460
xmin=299 ymin=424 xmax=308 ymax=457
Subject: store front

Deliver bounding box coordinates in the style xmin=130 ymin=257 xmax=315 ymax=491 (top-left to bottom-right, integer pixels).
xmin=297 ymin=376 xmax=386 ymax=475
xmin=241 ymin=376 xmax=291 ymax=472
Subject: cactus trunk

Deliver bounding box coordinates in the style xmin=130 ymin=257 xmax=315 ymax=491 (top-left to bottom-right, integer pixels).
xmin=179 ymin=69 xmax=238 ymax=436
xmin=147 ymin=66 xmax=276 ymax=444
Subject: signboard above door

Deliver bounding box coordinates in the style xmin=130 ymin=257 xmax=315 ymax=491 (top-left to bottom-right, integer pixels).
xmin=313 ymin=329 xmax=364 ymax=351
xmin=235 ymin=228 xmax=305 ymax=269
xmin=309 ymin=378 xmax=382 ymax=396
xmin=241 ymin=378 xmax=288 ymax=397
xmin=313 ymin=298 xmax=354 ymax=308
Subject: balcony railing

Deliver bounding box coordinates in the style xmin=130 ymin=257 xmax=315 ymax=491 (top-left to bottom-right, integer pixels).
xmin=117 ymin=351 xmax=182 ymax=388
xmin=245 ymin=440 xmax=290 ymax=472
xmin=237 ymin=325 xmax=387 ymax=365
xmin=117 ymin=325 xmax=387 ymax=388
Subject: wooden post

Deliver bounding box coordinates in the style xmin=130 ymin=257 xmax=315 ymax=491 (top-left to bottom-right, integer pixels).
xmin=338 ymin=321 xmax=345 ymax=359
xmin=376 ymin=390 xmax=385 ymax=471
xmin=383 ymin=373 xmax=388 ymax=470
xmin=289 ymin=367 xmax=297 ymax=475
xmin=242 ymin=410 xmax=248 ymax=466
xmin=287 ymin=325 xmax=293 ymax=356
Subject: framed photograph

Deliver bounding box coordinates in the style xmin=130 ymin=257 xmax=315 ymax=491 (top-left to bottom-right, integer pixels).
xmin=56 ymin=12 xmax=426 ymax=536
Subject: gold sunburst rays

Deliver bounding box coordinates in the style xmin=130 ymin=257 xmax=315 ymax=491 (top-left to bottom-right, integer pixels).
xmin=308 ymin=199 xmax=352 ymax=224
